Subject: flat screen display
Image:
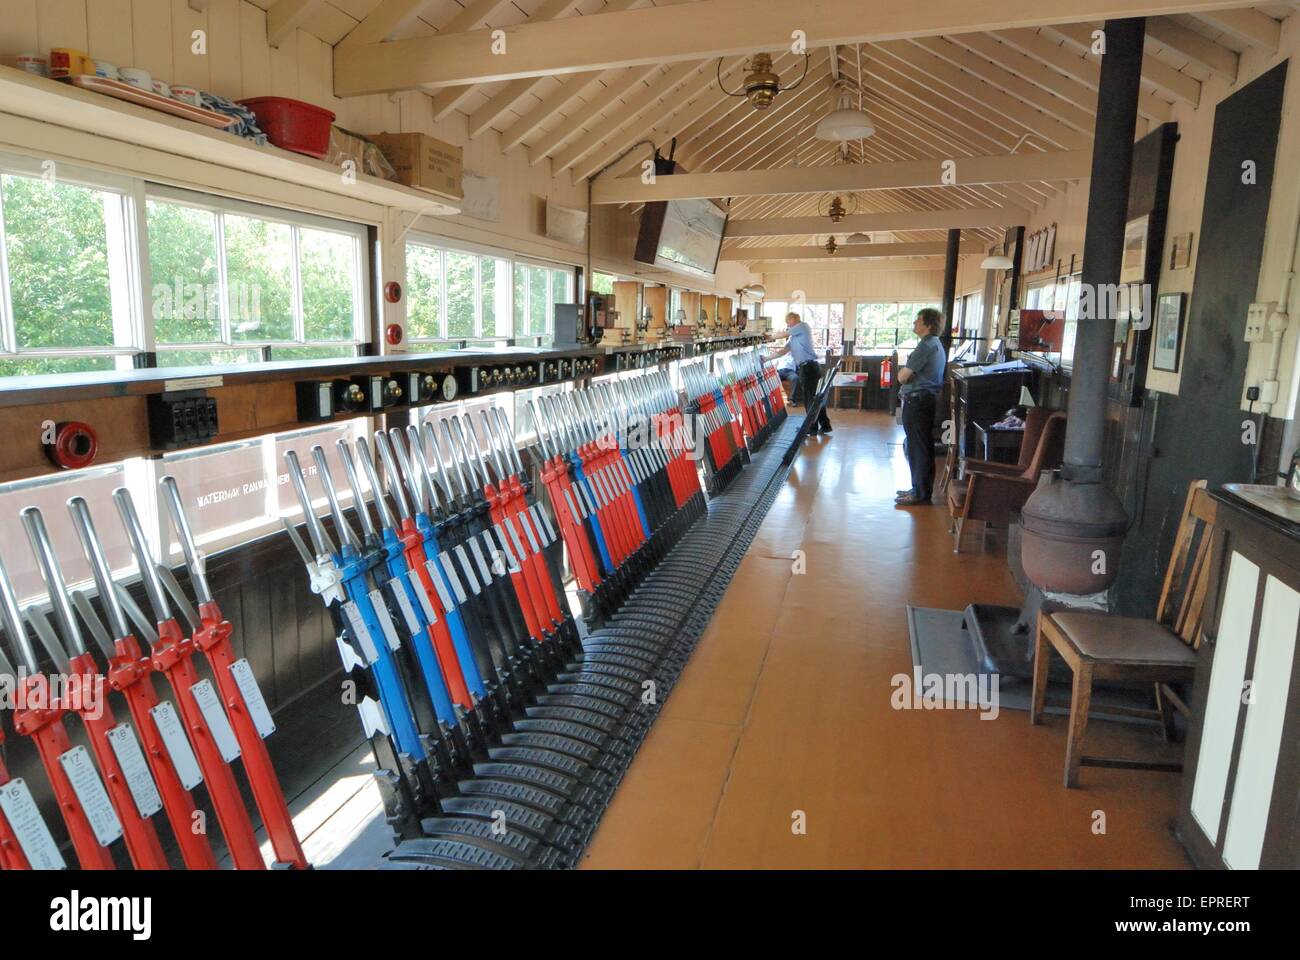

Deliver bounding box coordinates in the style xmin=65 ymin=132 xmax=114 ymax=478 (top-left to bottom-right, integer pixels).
xmin=650 ymin=198 xmax=727 ymax=278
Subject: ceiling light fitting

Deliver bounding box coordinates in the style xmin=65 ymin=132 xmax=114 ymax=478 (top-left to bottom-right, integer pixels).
xmin=718 ymin=52 xmax=809 ymax=111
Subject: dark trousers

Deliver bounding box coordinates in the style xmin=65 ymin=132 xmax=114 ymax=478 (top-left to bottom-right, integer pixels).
xmin=797 ymin=360 xmax=831 ymax=432
xmin=901 ymin=391 xmax=938 ymax=499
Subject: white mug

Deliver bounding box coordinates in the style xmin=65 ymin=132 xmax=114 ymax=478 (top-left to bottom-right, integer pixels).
xmin=92 ymin=59 xmax=118 ymax=80
xmin=16 ymin=54 xmax=48 ymax=77
xmin=119 ymin=67 xmax=152 ymax=92
xmin=171 ymin=85 xmax=201 ymax=107
xmin=151 ymin=79 xmax=172 ymax=98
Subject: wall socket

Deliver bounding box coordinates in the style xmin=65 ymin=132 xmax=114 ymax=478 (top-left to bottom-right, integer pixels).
xmin=1245 ymin=301 xmax=1276 ymax=342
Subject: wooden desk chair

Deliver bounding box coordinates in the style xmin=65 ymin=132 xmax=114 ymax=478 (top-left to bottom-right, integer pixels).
xmin=946 ymin=409 xmax=1066 ymax=553
xmin=1031 ymin=480 xmax=1218 ymax=787
xmin=936 ymin=389 xmax=960 ymax=498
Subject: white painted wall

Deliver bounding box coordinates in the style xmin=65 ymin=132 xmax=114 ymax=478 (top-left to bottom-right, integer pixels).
xmin=0 ymin=0 xmax=749 ymax=301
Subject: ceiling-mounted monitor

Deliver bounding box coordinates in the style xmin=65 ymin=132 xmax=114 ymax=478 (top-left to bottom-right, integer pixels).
xmin=634 ymin=157 xmax=727 ymax=279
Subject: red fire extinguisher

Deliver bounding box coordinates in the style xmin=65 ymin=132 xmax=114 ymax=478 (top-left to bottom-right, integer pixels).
xmin=880 ymin=358 xmax=892 ymax=388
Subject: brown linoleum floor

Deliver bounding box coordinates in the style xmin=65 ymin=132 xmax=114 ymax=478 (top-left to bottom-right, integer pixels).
xmin=580 ymin=409 xmax=1190 ymax=869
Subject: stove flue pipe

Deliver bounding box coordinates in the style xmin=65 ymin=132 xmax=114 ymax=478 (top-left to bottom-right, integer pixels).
xmin=1019 ymin=18 xmax=1144 ymax=596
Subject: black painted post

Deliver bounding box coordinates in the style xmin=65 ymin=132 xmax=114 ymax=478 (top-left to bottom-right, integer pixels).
xmin=940 ymin=228 xmax=960 ymax=351
xmin=1063 ymin=18 xmax=1145 ymax=483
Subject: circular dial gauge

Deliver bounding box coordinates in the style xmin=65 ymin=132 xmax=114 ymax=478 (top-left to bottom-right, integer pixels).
xmin=440 ymin=373 xmax=458 ymax=402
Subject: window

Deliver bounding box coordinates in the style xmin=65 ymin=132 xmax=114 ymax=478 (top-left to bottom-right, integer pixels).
xmin=147 ymin=188 xmax=367 ymax=366
xmin=853 ymin=301 xmax=940 ymax=350
xmin=406 ymin=239 xmax=560 ymax=341
xmin=590 ymin=272 xmax=615 ymax=295
xmin=0 ymin=160 xmax=140 ymax=376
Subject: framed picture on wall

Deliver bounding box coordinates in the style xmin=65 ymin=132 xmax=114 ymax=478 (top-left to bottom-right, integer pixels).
xmin=1121 ymin=215 xmax=1150 ymax=283
xmin=1153 ymin=292 xmax=1187 ymax=372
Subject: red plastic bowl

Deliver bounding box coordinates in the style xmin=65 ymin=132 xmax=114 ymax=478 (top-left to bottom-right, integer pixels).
xmin=238 ymin=96 xmax=336 ymax=158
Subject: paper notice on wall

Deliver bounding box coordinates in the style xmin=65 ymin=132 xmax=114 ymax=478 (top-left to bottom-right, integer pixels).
xmin=460 ymin=171 xmax=500 ymax=222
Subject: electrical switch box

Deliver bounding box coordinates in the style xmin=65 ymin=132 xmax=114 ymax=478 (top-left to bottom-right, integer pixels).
xmin=1245 ymin=302 xmax=1276 ymax=343
xmin=148 ymin=390 xmax=218 ymax=450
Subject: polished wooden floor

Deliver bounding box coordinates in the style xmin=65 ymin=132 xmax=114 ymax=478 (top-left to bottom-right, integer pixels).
xmin=581 ymin=409 xmax=1190 ymax=869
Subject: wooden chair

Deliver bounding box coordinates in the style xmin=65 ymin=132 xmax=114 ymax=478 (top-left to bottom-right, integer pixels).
xmin=1031 ymin=480 xmax=1218 ymax=787
xmin=946 ymin=409 xmax=1066 ymax=552
xmin=936 ymin=389 xmax=960 ymax=498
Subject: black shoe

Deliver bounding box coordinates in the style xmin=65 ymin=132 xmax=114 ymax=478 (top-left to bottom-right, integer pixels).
xmin=821 ymin=424 xmax=832 ymax=434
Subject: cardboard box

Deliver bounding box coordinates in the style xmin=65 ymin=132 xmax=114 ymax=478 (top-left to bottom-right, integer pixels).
xmin=366 ymin=132 xmax=463 ymax=199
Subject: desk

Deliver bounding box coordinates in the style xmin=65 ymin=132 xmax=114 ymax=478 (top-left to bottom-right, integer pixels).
xmin=974 ymin=423 xmax=1025 ymax=464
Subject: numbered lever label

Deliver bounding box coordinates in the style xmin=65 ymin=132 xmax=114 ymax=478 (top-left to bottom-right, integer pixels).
xmin=59 ymin=745 xmax=124 ymax=847
xmin=0 ymin=778 xmax=67 ymax=869
xmin=391 ymin=577 xmax=427 ymax=632
xmin=106 ymin=723 xmax=164 ymax=818
xmin=190 ymin=679 xmax=242 ymax=763
xmin=368 ymin=588 xmax=403 ymax=653
xmin=230 ymin=659 xmax=276 ymax=739
xmin=149 ymin=701 xmax=204 ymax=789
xmin=341 ymin=601 xmax=380 ymax=664
xmin=425 ymin=560 xmax=456 ymax=612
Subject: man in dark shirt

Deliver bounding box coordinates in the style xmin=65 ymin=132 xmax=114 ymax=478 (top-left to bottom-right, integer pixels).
xmin=895 ymin=308 xmax=946 ymax=506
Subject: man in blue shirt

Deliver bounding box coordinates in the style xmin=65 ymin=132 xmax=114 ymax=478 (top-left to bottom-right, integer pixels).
xmin=768 ymin=311 xmax=832 ymax=435
xmin=896 ymin=308 xmax=946 ymax=506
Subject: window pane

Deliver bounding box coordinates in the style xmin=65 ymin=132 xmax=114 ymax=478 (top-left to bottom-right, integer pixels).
xmin=406 ymin=245 xmax=442 ymax=339
xmin=528 ymin=266 xmax=547 ymax=335
xmin=300 ymin=228 xmax=357 ymax=341
xmin=273 ymin=423 xmax=360 ymax=515
xmin=445 ymin=251 xmax=476 ymax=338
xmin=0 ymin=465 xmax=131 ymax=602
xmin=147 ymin=200 xmax=221 ymax=343
xmin=550 ymin=267 xmax=571 ymax=308
xmin=2 ymin=175 xmax=118 ymax=349
xmin=0 ymin=356 xmax=118 ymax=377
xmin=157 ymin=347 xmax=263 ymax=367
xmin=480 ymin=257 xmax=497 ymax=335
xmin=224 ymin=214 xmax=293 ymax=341
xmin=272 ymin=345 xmax=358 ymax=361
xmin=162 ymin=439 xmax=269 ymax=541
xmin=513 ymin=263 xmax=527 ymax=336
xmin=590 ymin=272 xmax=615 ymax=294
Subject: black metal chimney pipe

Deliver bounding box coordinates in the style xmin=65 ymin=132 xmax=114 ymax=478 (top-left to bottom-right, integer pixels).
xmin=940 ymin=227 xmax=960 ymax=351
xmin=1063 ymin=18 xmax=1145 ymax=482
xmin=1018 ymin=18 xmax=1144 ymax=596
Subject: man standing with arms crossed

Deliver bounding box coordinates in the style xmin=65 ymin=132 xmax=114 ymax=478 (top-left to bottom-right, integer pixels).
xmin=768 ymin=311 xmax=832 ymax=436
xmin=896 ymin=308 xmax=946 ymax=506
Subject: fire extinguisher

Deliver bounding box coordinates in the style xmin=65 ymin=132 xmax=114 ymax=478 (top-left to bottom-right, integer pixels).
xmin=880 ymin=358 xmax=892 ymax=388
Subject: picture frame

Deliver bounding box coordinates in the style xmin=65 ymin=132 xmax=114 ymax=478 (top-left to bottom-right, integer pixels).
xmin=1121 ymin=214 xmax=1150 ymax=283
xmin=1153 ymin=292 xmax=1186 ymax=372
xmin=1169 ymin=232 xmax=1194 ymax=270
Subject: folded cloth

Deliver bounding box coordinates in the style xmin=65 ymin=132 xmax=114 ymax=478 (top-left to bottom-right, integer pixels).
xmin=991 ymin=414 xmax=1025 ymax=429
xmin=201 ymin=92 xmax=268 ymax=145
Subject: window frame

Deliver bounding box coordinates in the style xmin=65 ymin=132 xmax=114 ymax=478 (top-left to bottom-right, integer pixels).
xmin=0 ymin=150 xmax=148 ymax=366
xmin=146 ymin=184 xmax=370 ymax=357
xmin=404 ymin=230 xmax=576 ymax=344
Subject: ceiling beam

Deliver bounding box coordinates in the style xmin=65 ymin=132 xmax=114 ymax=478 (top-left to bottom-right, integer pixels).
xmin=910 ymin=36 xmax=1096 ymax=136
xmin=1046 ymin=21 xmax=1200 ymax=104
xmin=1196 ymin=8 xmax=1280 ymax=51
xmin=871 ymin=39 xmax=1093 ymax=148
xmin=554 ymin=61 xmax=709 ymax=177
xmin=725 ymin=208 xmax=1029 ymax=238
xmin=469 ymin=0 xmax=644 ymax=139
xmin=722 ymin=241 xmax=973 ymax=261
xmin=333 ymin=0 xmax=1267 ymax=95
xmin=593 ymin=149 xmax=1091 ymax=203
xmin=423 ymin=0 xmax=525 ymax=121
xmin=267 ymin=0 xmax=324 ymax=48
xmin=1145 ymin=17 xmax=1237 ymax=79
xmin=527 ymin=65 xmax=663 ymax=164
xmin=337 ymin=0 xmax=431 ymax=49
xmin=754 ymin=258 xmax=953 ymax=274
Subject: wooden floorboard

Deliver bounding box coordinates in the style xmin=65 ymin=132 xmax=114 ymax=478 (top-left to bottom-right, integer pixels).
xmin=580 ymin=409 xmax=1191 ymax=870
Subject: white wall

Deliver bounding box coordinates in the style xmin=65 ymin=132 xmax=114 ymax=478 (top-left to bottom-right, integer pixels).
xmin=0 ymin=0 xmax=748 ymax=306
xmin=980 ymin=17 xmax=1300 ymax=414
